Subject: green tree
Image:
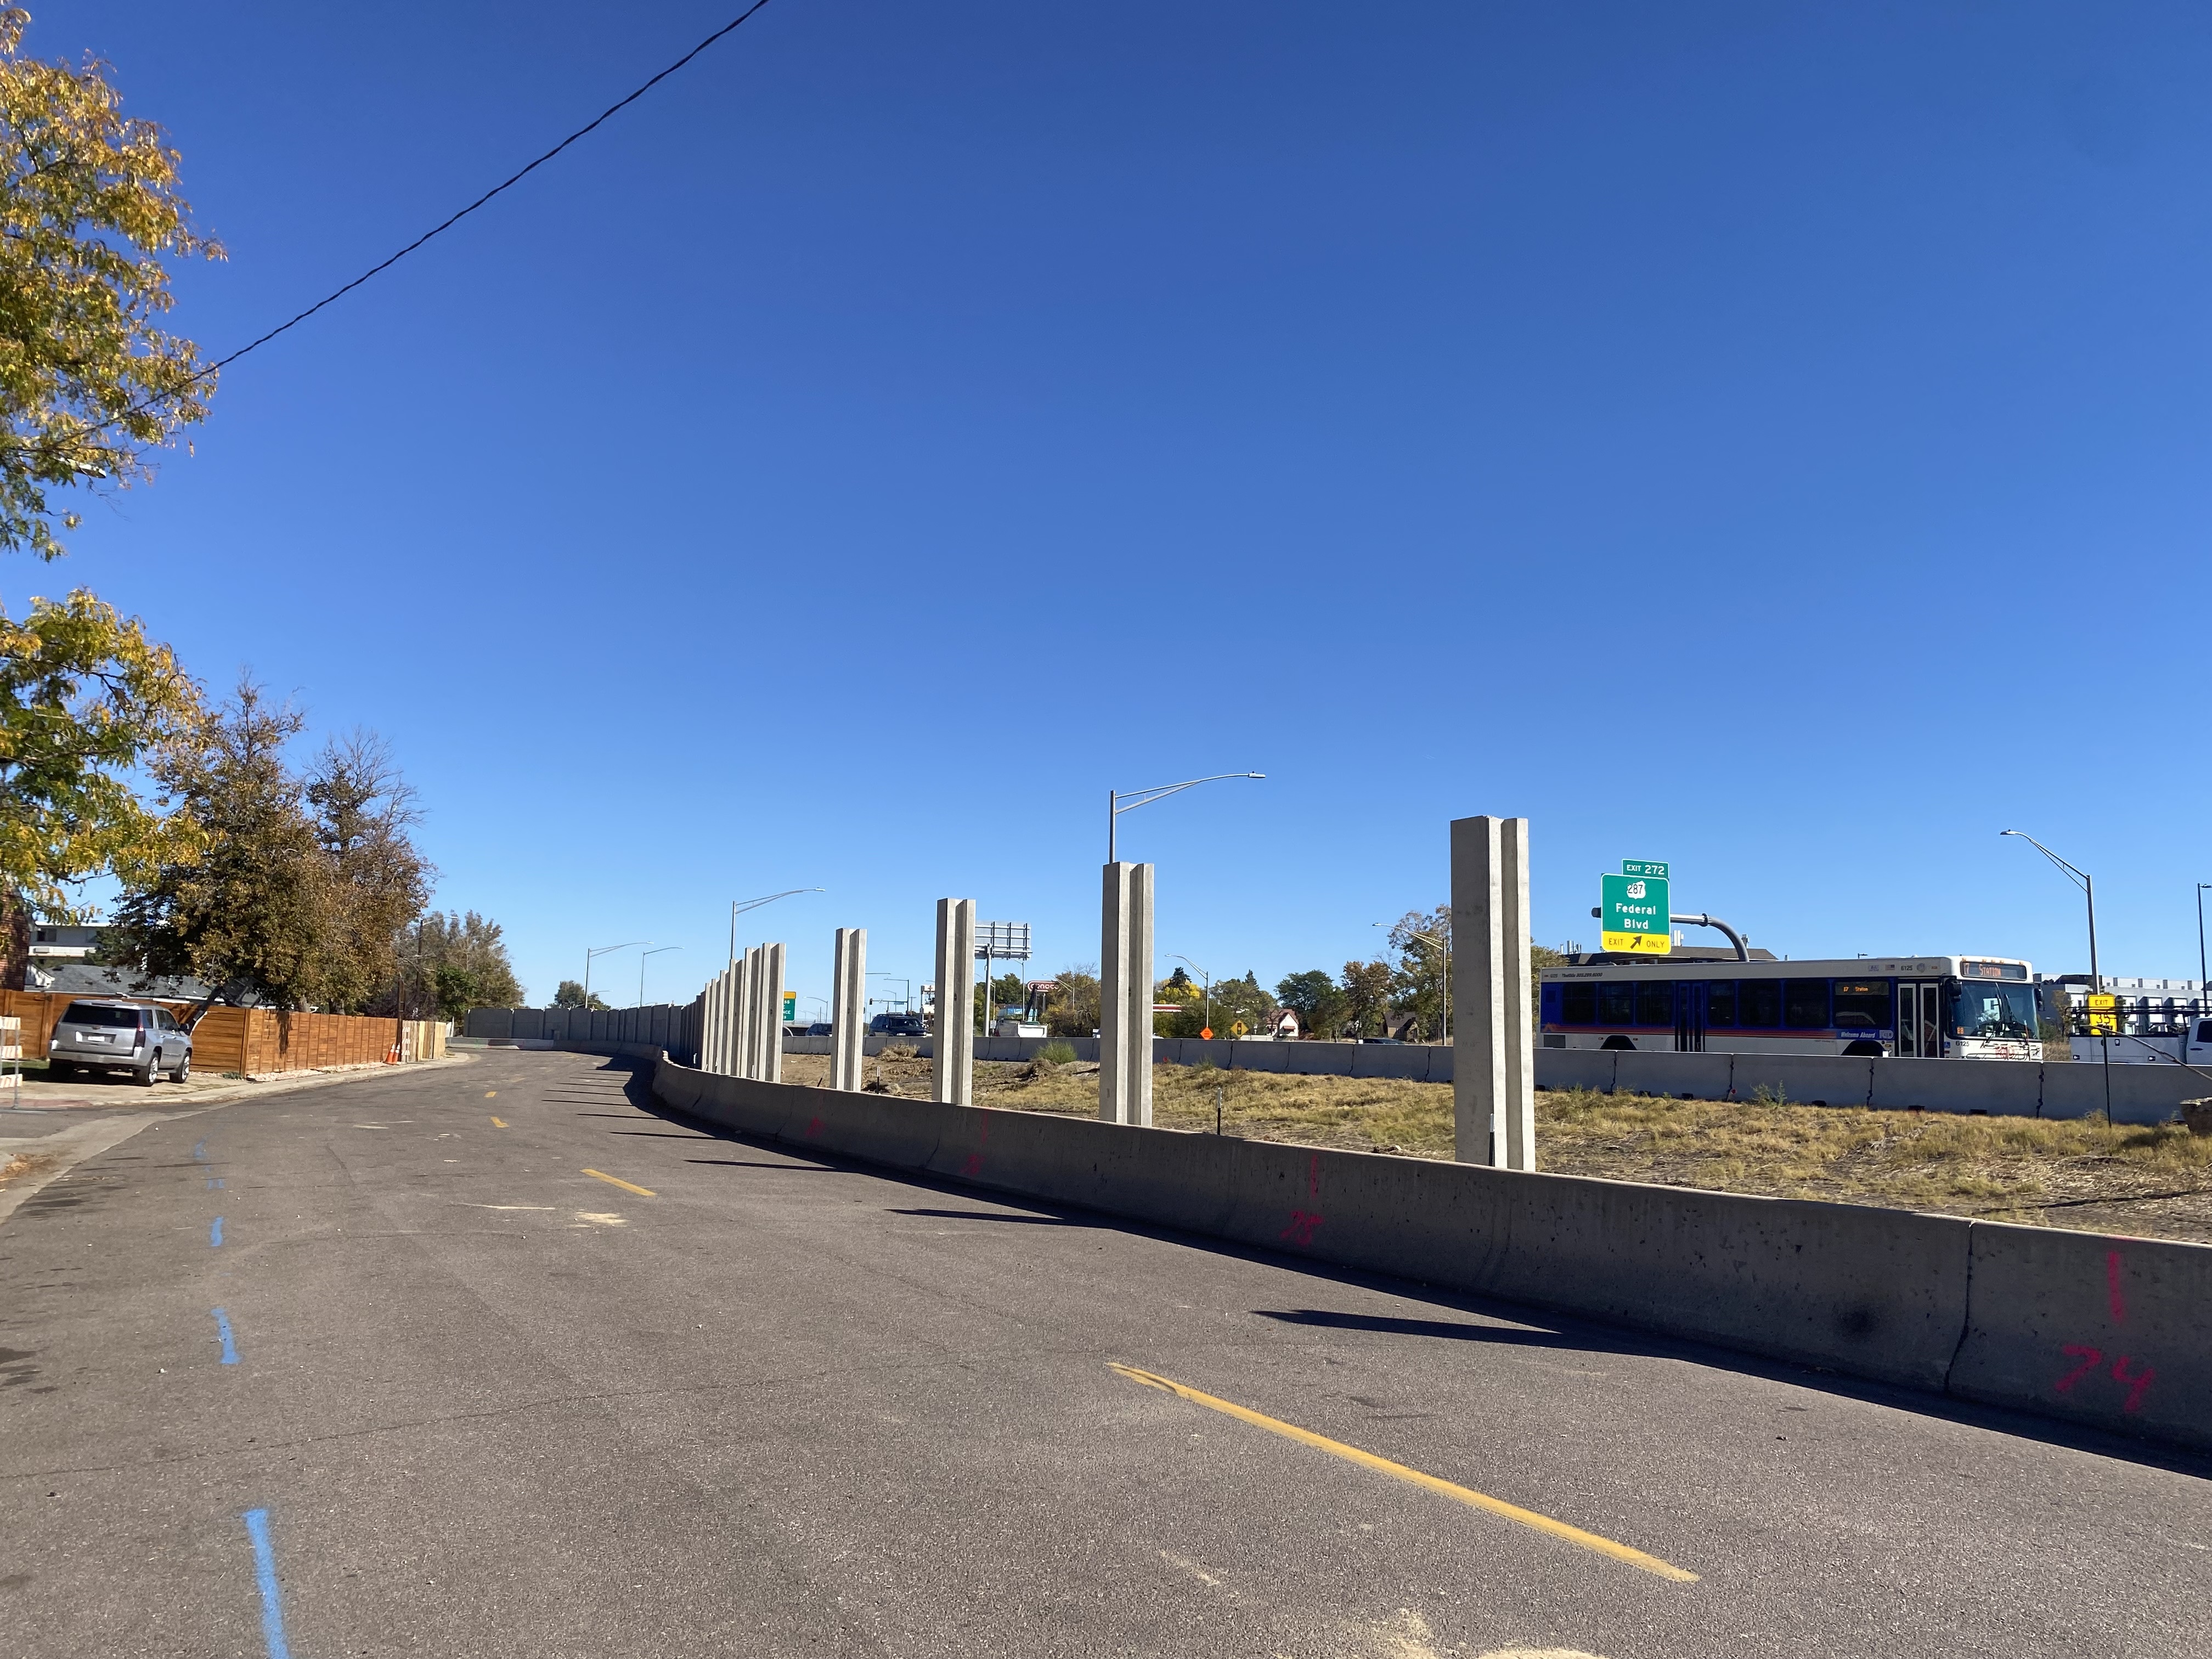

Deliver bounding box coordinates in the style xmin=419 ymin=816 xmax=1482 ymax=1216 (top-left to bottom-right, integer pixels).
xmin=0 ymin=8 xmax=223 ymax=562
xmin=108 ymin=679 xmax=331 ymax=1010
xmin=553 ymin=979 xmax=610 ymax=1012
xmin=0 ymin=586 xmax=201 ymax=985
xmin=1042 ymin=964 xmax=1099 ymax=1038
xmin=1274 ymin=969 xmax=1344 ymax=1040
xmin=383 ymin=910 xmax=523 ymax=1019
xmin=1339 ymin=958 xmax=1395 ymax=1039
xmin=972 ymin=969 xmax=1027 ymax=1032
xmin=1386 ymin=904 xmax=1451 ymax=1040
xmin=304 ymin=732 xmax=429 ymax=1012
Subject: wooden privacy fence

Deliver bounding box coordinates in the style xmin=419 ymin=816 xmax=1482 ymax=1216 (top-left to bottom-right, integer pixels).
xmin=0 ymin=990 xmax=447 ymax=1076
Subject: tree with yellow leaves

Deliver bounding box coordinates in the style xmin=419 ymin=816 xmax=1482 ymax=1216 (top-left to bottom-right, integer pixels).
xmin=0 ymin=588 xmax=202 ymax=983
xmin=0 ymin=9 xmax=219 ymax=985
xmin=0 ymin=6 xmax=222 ymax=560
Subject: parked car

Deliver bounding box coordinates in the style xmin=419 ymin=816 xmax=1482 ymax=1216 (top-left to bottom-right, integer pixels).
xmin=47 ymin=1000 xmax=192 ymax=1086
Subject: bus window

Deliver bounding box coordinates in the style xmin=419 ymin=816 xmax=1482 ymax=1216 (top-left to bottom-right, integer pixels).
xmin=1706 ymin=981 xmax=1737 ymax=1025
xmin=1560 ymin=983 xmax=1596 ymax=1025
xmin=1634 ymin=983 xmax=1674 ymax=1026
xmin=1783 ymin=980 xmax=1831 ymax=1029
xmin=1539 ymin=984 xmax=1560 ymax=1024
xmin=1739 ymin=979 xmax=1781 ymax=1028
xmin=1949 ymin=982 xmax=2038 ymax=1040
xmin=1832 ymin=981 xmax=1891 ymax=1030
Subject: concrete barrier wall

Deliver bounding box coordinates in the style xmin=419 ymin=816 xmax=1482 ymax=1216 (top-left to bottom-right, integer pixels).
xmin=648 ymin=1058 xmax=2212 ymax=1451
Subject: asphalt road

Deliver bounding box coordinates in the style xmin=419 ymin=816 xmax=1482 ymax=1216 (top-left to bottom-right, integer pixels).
xmin=3 ymin=1049 xmax=2208 ymax=1658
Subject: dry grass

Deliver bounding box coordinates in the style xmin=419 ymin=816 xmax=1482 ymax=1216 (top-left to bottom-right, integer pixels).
xmin=777 ymin=1051 xmax=2212 ymax=1244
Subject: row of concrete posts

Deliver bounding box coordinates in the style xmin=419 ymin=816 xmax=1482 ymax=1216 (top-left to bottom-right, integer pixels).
xmin=701 ymin=941 xmax=786 ymax=1082
xmin=689 ymin=811 xmax=1532 ymax=1171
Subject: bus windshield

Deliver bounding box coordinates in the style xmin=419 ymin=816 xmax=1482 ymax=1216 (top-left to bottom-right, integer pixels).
xmin=1949 ymin=982 xmax=2038 ymax=1041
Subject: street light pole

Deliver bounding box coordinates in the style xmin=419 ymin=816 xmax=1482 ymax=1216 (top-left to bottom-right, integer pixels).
xmin=583 ymin=940 xmax=648 ymax=1012
xmin=2001 ymin=829 xmax=2108 ymax=1120
xmin=640 ymin=944 xmax=680 ymax=1007
xmin=2197 ymin=883 xmax=2210 ymax=1011
xmin=1108 ymin=773 xmax=1266 ymax=862
xmin=1170 ymin=955 xmax=1214 ymax=1034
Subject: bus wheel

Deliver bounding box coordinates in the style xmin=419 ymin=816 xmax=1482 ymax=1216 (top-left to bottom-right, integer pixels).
xmin=1601 ymin=1036 xmax=1635 ymax=1052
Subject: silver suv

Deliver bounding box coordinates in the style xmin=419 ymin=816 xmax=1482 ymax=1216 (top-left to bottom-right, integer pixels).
xmin=47 ymin=1000 xmax=193 ymax=1086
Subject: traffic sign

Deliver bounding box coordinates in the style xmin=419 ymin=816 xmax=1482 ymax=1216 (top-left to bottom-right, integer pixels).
xmin=1622 ymin=859 xmax=1669 ymax=879
xmin=782 ymin=992 xmax=796 ymax=1022
xmin=1600 ymin=871 xmax=1671 ymax=954
xmin=1200 ymin=1026 xmax=1214 ymax=1040
xmin=2086 ymin=992 xmax=2118 ymax=1035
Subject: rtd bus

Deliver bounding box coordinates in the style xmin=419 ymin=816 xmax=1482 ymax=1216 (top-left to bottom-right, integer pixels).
xmin=1538 ymin=955 xmax=2041 ymax=1060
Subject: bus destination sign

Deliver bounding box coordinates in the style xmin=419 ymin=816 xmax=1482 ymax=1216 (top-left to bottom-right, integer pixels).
xmin=1600 ymin=861 xmax=1671 ymax=955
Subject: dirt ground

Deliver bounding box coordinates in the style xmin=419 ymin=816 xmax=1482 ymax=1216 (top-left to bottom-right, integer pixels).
xmin=780 ymin=1050 xmax=2212 ymax=1245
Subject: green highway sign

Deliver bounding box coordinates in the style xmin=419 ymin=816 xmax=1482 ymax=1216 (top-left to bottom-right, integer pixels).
xmin=1600 ymin=870 xmax=1671 ymax=954
xmin=1622 ymin=859 xmax=1669 ymax=879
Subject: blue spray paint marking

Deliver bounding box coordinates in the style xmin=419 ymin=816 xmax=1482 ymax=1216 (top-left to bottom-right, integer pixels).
xmin=206 ymin=1176 xmax=225 ymax=1189
xmin=242 ymin=1509 xmax=294 ymax=1659
xmin=192 ymin=1139 xmax=208 ymax=1163
xmin=212 ymin=1308 xmax=240 ymax=1365
xmin=210 ymin=1217 xmax=224 ymax=1247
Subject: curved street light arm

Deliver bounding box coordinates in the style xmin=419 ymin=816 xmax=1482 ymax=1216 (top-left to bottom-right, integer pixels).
xmin=727 ymin=888 xmax=825 ymax=961
xmin=1668 ymin=913 xmax=1749 ymax=962
xmin=1108 ymin=773 xmax=1265 ymax=861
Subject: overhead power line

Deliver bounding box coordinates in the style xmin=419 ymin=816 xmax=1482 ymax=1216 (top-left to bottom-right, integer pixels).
xmin=12 ymin=0 xmax=778 ymax=462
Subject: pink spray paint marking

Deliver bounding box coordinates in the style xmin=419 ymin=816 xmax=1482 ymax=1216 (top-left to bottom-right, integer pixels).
xmin=2111 ymin=1355 xmax=2155 ymax=1414
xmin=1308 ymin=1154 xmax=1321 ymax=1199
xmin=962 ymin=1115 xmax=989 ymax=1178
xmin=1280 ymin=1210 xmax=1324 ymax=1247
xmin=2106 ymin=1249 xmax=2127 ymax=1324
xmin=2053 ymin=1345 xmax=2103 ymax=1394
xmin=804 ymin=1116 xmax=824 ymax=1139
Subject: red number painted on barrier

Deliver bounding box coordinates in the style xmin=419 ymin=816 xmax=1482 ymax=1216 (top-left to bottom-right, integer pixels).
xmin=804 ymin=1116 xmax=824 ymax=1139
xmin=2111 ymin=1354 xmax=2154 ymax=1413
xmin=961 ymin=1116 xmax=990 ymax=1178
xmin=2053 ymin=1344 xmax=2103 ymax=1394
xmin=1280 ymin=1210 xmax=1323 ymax=1246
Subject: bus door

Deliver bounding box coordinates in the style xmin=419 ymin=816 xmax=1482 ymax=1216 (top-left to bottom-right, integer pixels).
xmin=1896 ymin=981 xmax=1940 ymax=1057
xmin=1674 ymin=981 xmax=1707 ymax=1053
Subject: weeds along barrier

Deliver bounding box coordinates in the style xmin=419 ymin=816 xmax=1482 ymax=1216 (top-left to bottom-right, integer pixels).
xmin=759 ymin=1030 xmax=2206 ymax=1125
xmin=631 ymin=1056 xmax=2212 ymax=1455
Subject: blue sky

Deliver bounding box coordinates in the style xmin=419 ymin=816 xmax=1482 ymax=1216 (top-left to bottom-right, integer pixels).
xmin=20 ymin=1 xmax=2211 ymax=1011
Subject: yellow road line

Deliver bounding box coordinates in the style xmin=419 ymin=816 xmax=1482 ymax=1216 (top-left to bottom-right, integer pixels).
xmin=1107 ymin=1363 xmax=1697 ymax=1583
xmin=490 ymin=1116 xmax=509 ymax=1128
xmin=582 ymin=1168 xmax=656 ymax=1197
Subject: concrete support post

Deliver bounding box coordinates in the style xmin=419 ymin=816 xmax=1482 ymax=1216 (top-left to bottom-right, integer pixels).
xmin=702 ymin=972 xmax=719 ymax=1073
xmin=737 ymin=948 xmax=758 ymax=1080
xmin=734 ymin=960 xmax=752 ymax=1079
xmin=1451 ymin=815 xmax=1534 ymax=1170
xmin=1098 ymin=861 xmax=1155 ymax=1126
xmin=932 ymin=898 xmax=975 ymax=1107
xmin=831 ymin=928 xmax=866 ymax=1091
xmin=709 ymin=969 xmax=727 ymax=1074
xmin=763 ymin=941 xmax=786 ymax=1085
xmin=1500 ymin=817 xmax=1536 ymax=1171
